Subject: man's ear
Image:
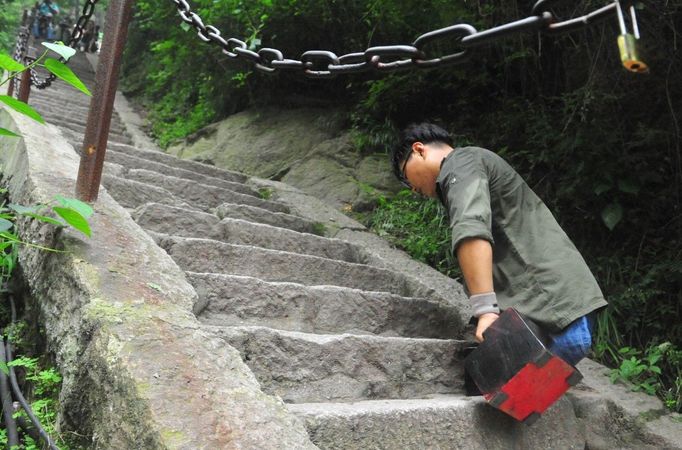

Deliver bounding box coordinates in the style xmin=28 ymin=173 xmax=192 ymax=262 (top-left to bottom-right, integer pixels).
xmin=411 ymin=141 xmax=426 ymax=157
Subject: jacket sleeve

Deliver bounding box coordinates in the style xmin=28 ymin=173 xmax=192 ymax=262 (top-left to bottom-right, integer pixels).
xmin=441 ymin=150 xmax=494 ymax=252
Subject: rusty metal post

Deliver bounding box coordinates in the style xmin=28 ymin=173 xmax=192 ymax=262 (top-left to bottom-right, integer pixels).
xmin=17 ymin=69 xmax=31 ymax=103
xmin=75 ymin=0 xmax=135 ymax=202
xmin=7 ymin=78 xmax=15 ymax=98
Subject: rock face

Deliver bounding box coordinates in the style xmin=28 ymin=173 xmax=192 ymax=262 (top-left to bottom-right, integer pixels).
xmin=167 ymin=107 xmax=403 ymax=210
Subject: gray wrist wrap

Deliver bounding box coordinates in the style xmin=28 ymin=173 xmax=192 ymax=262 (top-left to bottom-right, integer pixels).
xmin=469 ymin=292 xmax=500 ymax=317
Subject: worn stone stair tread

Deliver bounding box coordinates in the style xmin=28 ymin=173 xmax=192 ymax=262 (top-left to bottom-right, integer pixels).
xmin=287 ymin=396 xmax=583 ymax=450
xmin=153 ymin=234 xmax=434 ymax=298
xmin=214 ymin=202 xmax=320 ymax=234
xmin=102 ymin=174 xmax=199 ymax=211
xmin=188 ymin=272 xmax=461 ymax=339
xmin=116 ymin=168 xmax=289 ymax=213
xmin=204 ymin=324 xmax=466 ymax=403
xmin=60 ymin=126 xmax=133 ymax=146
xmin=105 ymin=142 xmax=248 ymax=184
xmin=104 ymin=150 xmax=256 ymax=194
xmin=134 ymin=203 xmax=366 ymax=263
xmin=126 ymin=167 xmax=259 ymax=198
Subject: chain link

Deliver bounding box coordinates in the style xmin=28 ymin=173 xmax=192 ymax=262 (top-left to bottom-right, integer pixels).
xmin=171 ymin=0 xmax=632 ymax=78
xmin=29 ymin=0 xmax=100 ymax=89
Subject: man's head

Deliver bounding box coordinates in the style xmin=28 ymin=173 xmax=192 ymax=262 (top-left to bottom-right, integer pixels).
xmin=391 ymin=123 xmax=454 ymax=197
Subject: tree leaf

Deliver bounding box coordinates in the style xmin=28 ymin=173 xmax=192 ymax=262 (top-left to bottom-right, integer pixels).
xmin=0 ymin=95 xmax=45 ymax=124
xmin=25 ymin=213 xmax=63 ymax=226
xmin=601 ymin=203 xmax=623 ymax=230
xmin=0 ymin=361 xmax=7 ymax=376
xmin=55 ymin=195 xmax=94 ymax=218
xmin=53 ymin=207 xmax=91 ymax=237
xmin=8 ymin=203 xmax=38 ymax=215
xmin=44 ymin=59 xmax=91 ymax=96
xmin=0 ymin=54 xmax=25 ymax=72
xmin=0 ymin=218 xmax=13 ymax=232
xmin=41 ymin=42 xmax=76 ymax=61
xmin=0 ymin=127 xmax=20 ymax=137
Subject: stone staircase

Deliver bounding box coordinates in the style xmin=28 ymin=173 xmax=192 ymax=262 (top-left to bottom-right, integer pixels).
xmin=21 ymin=50 xmax=663 ymax=449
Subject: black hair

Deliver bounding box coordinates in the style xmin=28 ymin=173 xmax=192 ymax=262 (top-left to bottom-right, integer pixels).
xmin=391 ymin=123 xmax=453 ymax=184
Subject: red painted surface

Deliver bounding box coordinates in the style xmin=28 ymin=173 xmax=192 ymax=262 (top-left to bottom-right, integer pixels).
xmin=484 ymin=356 xmax=576 ymax=421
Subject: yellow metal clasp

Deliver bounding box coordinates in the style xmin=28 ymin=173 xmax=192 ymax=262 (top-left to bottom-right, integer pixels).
xmin=616 ymin=1 xmax=648 ymax=73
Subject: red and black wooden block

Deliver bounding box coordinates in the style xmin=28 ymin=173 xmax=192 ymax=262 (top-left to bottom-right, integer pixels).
xmin=464 ymin=308 xmax=582 ymax=425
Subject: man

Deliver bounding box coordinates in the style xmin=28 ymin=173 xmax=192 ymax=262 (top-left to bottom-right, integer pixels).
xmin=33 ymin=0 xmax=59 ymax=39
xmin=391 ymin=123 xmax=607 ymax=365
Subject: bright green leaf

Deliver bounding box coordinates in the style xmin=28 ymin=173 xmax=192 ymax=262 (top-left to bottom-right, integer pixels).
xmin=53 ymin=207 xmax=91 ymax=237
xmin=0 ymin=54 xmax=25 ymax=72
xmin=55 ymin=195 xmax=94 ymax=218
xmin=41 ymin=42 xmax=77 ymax=61
xmin=44 ymin=59 xmax=91 ymax=96
xmin=601 ymin=203 xmax=623 ymax=230
xmin=0 ymin=361 xmax=7 ymax=376
xmin=0 ymin=127 xmax=20 ymax=137
xmin=0 ymin=218 xmax=13 ymax=232
xmin=0 ymin=96 xmax=45 ymax=124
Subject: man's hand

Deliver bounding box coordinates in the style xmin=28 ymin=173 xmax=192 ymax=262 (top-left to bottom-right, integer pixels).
xmin=475 ymin=312 xmax=499 ymax=342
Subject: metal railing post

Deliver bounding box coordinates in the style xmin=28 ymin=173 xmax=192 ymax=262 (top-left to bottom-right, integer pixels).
xmin=75 ymin=0 xmax=135 ymax=202
xmin=17 ymin=69 xmax=31 ymax=103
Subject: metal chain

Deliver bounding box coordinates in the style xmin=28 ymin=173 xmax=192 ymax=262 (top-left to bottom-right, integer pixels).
xmin=171 ymin=0 xmax=628 ymax=79
xmin=9 ymin=26 xmax=30 ymax=98
xmin=29 ymin=0 xmax=99 ymax=89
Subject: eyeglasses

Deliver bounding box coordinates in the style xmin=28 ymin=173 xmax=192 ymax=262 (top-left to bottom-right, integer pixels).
xmin=400 ymin=152 xmax=413 ymax=189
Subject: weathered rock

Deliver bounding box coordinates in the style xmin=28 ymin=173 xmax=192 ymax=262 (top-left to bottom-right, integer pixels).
xmin=214 ymin=202 xmax=320 ymax=234
xmin=153 ymin=234 xmax=436 ymax=298
xmin=105 ymin=149 xmax=255 ymax=194
xmin=135 ymin=203 xmax=367 ymax=262
xmin=0 ymin=106 xmax=316 ymax=449
xmin=107 ymin=141 xmax=247 ymax=184
xmin=289 ymin=396 xmax=584 ymax=450
xmin=189 ymin=272 xmax=462 ymax=339
xmin=168 ymin=106 xmax=347 ymax=179
xmin=168 ymin=107 xmax=403 ymax=209
xmin=206 ymin=325 xmax=467 ymax=403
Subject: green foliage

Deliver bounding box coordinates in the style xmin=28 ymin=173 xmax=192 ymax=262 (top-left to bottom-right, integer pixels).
xmin=311 ymin=222 xmax=326 ymax=237
xmin=368 ymin=190 xmax=458 ymax=278
xmin=1 ymin=44 xmax=92 ymax=137
xmin=609 ymin=342 xmax=681 ymax=412
xmin=0 ymin=354 xmax=67 ymax=449
xmin=257 ymin=187 xmax=272 ymax=200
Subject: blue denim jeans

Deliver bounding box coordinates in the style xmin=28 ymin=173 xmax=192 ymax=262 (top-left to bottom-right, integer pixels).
xmin=548 ymin=313 xmax=596 ymax=366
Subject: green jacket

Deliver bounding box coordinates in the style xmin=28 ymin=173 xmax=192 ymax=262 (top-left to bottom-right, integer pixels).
xmin=436 ymin=146 xmax=607 ymax=332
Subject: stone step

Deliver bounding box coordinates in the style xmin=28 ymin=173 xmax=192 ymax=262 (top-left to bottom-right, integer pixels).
xmin=215 ymin=202 xmax=321 ymax=235
xmin=122 ymin=169 xmax=289 ymax=213
xmin=104 ymin=150 xmax=256 ymax=195
xmin=134 ymin=203 xmax=364 ymax=262
xmin=288 ymin=396 xmax=582 ymax=450
xmin=189 ymin=272 xmax=462 ymax=339
xmin=40 ymin=113 xmax=128 ymax=136
xmin=101 ymin=174 xmax=195 ymax=211
xmin=126 ymin=166 xmax=258 ymax=197
xmin=105 ymin=142 xmax=248 ymax=184
xmin=28 ymin=100 xmax=128 ymax=132
xmin=205 ymin=325 xmax=466 ymax=403
xmin=61 ymin=126 xmax=133 ymax=147
xmin=154 ymin=235 xmax=435 ymax=298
